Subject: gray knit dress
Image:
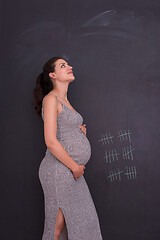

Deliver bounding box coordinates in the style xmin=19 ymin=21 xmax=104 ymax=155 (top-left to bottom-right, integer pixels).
xmin=39 ymin=94 xmax=103 ymax=240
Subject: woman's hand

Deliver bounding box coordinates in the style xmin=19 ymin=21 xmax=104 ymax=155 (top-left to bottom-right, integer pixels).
xmin=71 ymin=164 xmax=86 ymax=180
xmin=79 ymin=124 xmax=87 ymax=136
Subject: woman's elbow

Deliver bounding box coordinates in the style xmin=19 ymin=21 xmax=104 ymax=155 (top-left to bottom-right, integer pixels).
xmin=45 ymin=138 xmax=58 ymax=149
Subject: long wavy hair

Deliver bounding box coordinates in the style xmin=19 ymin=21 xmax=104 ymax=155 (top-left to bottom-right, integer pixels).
xmin=32 ymin=56 xmax=65 ymax=118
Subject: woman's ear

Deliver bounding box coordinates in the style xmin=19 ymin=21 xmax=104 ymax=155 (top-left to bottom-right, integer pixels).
xmin=49 ymin=72 xmax=56 ymax=79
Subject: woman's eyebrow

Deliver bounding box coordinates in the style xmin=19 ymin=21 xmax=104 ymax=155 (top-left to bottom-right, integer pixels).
xmin=59 ymin=62 xmax=68 ymax=65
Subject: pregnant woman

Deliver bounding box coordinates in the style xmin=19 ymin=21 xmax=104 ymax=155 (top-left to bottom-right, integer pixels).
xmin=33 ymin=56 xmax=103 ymax=240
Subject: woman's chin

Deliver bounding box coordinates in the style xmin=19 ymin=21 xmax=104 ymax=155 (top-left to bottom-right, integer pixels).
xmin=68 ymin=76 xmax=75 ymax=82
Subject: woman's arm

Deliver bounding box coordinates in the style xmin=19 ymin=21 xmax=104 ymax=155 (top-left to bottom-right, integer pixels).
xmin=42 ymin=94 xmax=84 ymax=176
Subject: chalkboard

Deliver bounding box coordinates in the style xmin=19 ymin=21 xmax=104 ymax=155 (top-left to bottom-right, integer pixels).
xmin=2 ymin=4 xmax=160 ymax=240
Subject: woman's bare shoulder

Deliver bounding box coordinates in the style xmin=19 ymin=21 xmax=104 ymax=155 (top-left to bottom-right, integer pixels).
xmin=43 ymin=93 xmax=58 ymax=106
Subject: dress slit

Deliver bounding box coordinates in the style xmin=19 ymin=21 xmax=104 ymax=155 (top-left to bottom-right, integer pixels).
xmin=54 ymin=207 xmax=68 ymax=239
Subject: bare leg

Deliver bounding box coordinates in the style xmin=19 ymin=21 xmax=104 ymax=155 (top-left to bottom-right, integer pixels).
xmin=54 ymin=207 xmax=66 ymax=240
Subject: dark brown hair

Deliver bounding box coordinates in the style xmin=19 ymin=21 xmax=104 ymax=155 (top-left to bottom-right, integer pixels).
xmin=32 ymin=56 xmax=65 ymax=118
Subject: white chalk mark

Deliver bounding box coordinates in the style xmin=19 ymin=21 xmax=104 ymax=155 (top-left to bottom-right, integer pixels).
xmin=122 ymin=145 xmax=134 ymax=160
xmin=98 ymin=132 xmax=114 ymax=145
xmin=107 ymin=168 xmax=123 ymax=182
xmin=124 ymin=166 xmax=137 ymax=180
xmin=104 ymin=148 xmax=119 ymax=163
xmin=118 ymin=129 xmax=132 ymax=142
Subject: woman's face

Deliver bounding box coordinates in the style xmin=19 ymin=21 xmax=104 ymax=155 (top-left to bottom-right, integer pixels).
xmin=52 ymin=58 xmax=75 ymax=82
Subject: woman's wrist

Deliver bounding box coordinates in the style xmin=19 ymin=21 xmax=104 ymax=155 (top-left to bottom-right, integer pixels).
xmin=70 ymin=162 xmax=79 ymax=172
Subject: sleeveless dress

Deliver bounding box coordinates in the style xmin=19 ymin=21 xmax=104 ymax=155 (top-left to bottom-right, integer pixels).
xmin=38 ymin=94 xmax=103 ymax=240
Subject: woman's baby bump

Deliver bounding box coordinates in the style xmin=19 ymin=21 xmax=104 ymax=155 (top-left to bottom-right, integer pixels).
xmin=60 ymin=128 xmax=92 ymax=165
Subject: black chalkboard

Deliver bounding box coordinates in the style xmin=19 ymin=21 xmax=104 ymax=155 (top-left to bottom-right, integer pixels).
xmin=2 ymin=1 xmax=160 ymax=239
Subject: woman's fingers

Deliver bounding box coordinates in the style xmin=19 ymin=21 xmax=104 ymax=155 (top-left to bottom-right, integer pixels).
xmin=79 ymin=124 xmax=87 ymax=135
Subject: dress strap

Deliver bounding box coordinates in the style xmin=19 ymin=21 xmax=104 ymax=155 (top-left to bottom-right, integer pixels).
xmin=50 ymin=93 xmax=64 ymax=105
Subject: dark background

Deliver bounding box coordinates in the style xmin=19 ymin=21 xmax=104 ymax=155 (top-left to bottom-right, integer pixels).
xmin=1 ymin=0 xmax=160 ymax=239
